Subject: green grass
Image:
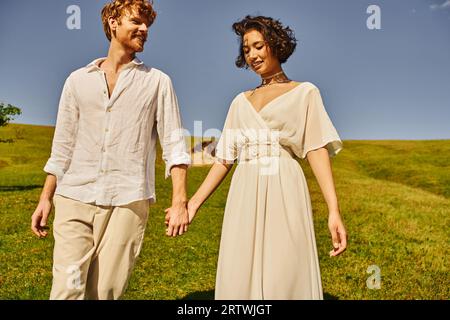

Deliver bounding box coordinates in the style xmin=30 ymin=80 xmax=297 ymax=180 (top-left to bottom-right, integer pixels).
xmin=0 ymin=124 xmax=449 ymax=300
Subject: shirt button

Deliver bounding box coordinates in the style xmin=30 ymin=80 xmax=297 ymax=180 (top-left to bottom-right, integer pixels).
xmin=105 ymin=128 xmax=109 ymax=132
xmin=106 ymin=107 xmax=112 ymax=112
xmin=101 ymin=147 xmax=105 ymax=152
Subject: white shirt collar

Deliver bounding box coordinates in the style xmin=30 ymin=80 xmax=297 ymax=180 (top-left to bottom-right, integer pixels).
xmin=86 ymin=57 xmax=143 ymax=72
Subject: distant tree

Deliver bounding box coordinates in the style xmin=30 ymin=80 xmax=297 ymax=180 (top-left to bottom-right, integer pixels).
xmin=0 ymin=102 xmax=22 ymax=127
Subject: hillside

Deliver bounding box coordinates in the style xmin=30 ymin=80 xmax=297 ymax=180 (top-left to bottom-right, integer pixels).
xmin=0 ymin=124 xmax=448 ymax=299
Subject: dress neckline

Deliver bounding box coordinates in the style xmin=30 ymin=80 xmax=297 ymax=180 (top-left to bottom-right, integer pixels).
xmin=242 ymin=82 xmax=308 ymax=114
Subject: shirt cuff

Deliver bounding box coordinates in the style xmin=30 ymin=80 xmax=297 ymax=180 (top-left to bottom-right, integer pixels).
xmin=165 ymin=152 xmax=192 ymax=179
xmin=43 ymin=160 xmax=65 ymax=183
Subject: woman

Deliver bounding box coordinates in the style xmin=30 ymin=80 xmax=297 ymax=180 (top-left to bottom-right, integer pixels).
xmin=189 ymin=15 xmax=347 ymax=299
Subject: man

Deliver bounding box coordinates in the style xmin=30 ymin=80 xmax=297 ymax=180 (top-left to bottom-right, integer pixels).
xmin=30 ymin=0 xmax=191 ymax=300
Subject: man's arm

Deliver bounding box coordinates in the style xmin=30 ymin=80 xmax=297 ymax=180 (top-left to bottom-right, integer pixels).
xmin=156 ymin=74 xmax=192 ymax=237
xmin=31 ymin=76 xmax=79 ymax=238
xmin=42 ymin=77 xmax=79 ymax=182
xmin=164 ymin=164 xmax=189 ymax=237
xmin=31 ymin=174 xmax=57 ymax=238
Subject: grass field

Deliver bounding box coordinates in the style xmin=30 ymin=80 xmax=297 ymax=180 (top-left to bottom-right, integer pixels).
xmin=0 ymin=124 xmax=449 ymax=300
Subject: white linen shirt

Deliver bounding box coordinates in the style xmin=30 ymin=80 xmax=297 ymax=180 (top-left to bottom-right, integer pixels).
xmin=44 ymin=57 xmax=191 ymax=206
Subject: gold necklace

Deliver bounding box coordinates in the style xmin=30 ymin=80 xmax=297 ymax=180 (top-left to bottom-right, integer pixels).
xmin=262 ymin=71 xmax=285 ymax=81
xmin=251 ymin=71 xmax=291 ymax=95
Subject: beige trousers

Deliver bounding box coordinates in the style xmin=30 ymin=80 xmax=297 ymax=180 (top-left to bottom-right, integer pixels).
xmin=50 ymin=194 xmax=150 ymax=300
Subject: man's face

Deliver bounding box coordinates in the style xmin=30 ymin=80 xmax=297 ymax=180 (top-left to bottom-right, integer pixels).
xmin=110 ymin=9 xmax=150 ymax=53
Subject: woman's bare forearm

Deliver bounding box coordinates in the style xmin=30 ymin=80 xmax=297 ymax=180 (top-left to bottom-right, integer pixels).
xmin=189 ymin=162 xmax=233 ymax=210
xmin=306 ymin=147 xmax=340 ymax=214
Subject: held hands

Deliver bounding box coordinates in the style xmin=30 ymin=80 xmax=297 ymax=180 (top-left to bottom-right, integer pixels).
xmin=164 ymin=201 xmax=189 ymax=237
xmin=31 ymin=198 xmax=52 ymax=238
xmin=328 ymin=211 xmax=348 ymax=257
xmin=164 ymin=200 xmax=199 ymax=237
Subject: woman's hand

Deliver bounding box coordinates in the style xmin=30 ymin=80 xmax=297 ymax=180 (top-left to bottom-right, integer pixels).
xmin=187 ymin=199 xmax=200 ymax=224
xmin=328 ymin=211 xmax=347 ymax=257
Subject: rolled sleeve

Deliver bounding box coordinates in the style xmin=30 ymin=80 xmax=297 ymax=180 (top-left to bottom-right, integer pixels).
xmin=44 ymin=76 xmax=79 ymax=183
xmin=43 ymin=161 xmax=65 ymax=183
xmin=165 ymin=149 xmax=192 ymax=179
xmin=156 ymin=75 xmax=191 ymax=179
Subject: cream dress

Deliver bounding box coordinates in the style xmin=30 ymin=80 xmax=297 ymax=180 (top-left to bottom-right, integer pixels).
xmin=213 ymin=82 xmax=343 ymax=300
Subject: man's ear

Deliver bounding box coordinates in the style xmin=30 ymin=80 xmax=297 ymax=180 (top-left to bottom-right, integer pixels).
xmin=108 ymin=16 xmax=118 ymax=38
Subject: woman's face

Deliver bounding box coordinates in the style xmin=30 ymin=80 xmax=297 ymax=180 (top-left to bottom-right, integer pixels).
xmin=243 ymin=29 xmax=280 ymax=76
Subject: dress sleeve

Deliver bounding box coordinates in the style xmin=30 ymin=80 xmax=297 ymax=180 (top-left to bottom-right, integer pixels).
xmin=300 ymin=87 xmax=343 ymax=160
xmin=214 ymin=98 xmax=240 ymax=163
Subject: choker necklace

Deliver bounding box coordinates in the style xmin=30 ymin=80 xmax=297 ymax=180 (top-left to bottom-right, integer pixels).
xmin=262 ymin=71 xmax=285 ymax=81
xmin=251 ymin=70 xmax=291 ymax=95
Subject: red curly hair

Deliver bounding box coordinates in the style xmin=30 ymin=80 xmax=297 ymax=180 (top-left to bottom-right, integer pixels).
xmin=101 ymin=0 xmax=157 ymax=41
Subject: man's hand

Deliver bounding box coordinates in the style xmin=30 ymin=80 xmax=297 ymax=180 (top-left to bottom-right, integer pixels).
xmin=31 ymin=198 xmax=52 ymax=238
xmin=164 ymin=202 xmax=189 ymax=237
xmin=165 ymin=200 xmax=198 ymax=233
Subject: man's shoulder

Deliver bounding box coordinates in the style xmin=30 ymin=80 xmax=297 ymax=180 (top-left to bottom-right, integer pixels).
xmin=65 ymin=63 xmax=96 ymax=82
xmin=120 ymin=61 xmax=169 ymax=82
xmin=140 ymin=66 xmax=171 ymax=82
xmin=60 ymin=67 xmax=84 ymax=87
xmin=68 ymin=66 xmax=88 ymax=78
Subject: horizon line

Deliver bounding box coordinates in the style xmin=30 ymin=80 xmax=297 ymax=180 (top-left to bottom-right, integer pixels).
xmin=4 ymin=123 xmax=450 ymax=141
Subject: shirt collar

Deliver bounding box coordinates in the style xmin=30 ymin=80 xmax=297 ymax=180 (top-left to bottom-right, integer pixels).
xmin=86 ymin=57 xmax=143 ymax=73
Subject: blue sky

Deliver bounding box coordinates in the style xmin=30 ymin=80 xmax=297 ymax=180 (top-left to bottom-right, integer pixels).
xmin=0 ymin=0 xmax=449 ymax=140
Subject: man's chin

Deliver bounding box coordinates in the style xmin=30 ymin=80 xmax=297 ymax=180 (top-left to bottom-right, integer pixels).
xmin=134 ymin=44 xmax=145 ymax=52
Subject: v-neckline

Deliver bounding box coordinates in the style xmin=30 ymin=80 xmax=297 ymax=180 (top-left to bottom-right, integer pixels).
xmin=242 ymin=82 xmax=307 ymax=114
xmin=98 ymin=59 xmax=132 ymax=100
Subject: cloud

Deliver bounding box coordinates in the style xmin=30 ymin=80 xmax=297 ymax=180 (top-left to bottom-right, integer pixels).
xmin=430 ymin=0 xmax=450 ymax=10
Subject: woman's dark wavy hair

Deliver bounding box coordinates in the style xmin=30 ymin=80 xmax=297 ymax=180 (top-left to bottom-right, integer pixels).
xmin=232 ymin=15 xmax=297 ymax=69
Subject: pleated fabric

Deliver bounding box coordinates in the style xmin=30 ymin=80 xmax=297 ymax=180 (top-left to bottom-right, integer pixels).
xmin=214 ymin=82 xmax=343 ymax=300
